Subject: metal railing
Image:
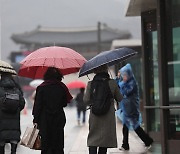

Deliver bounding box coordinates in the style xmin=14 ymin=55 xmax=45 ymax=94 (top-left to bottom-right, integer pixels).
xmin=144 ymin=105 xmax=180 ymax=109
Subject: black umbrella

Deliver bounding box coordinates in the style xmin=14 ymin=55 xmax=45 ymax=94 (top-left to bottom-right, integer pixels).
xmin=79 ymin=47 xmax=137 ymax=77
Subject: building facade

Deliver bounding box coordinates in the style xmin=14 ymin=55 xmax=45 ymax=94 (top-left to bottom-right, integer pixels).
xmin=126 ymin=0 xmax=180 ymax=153
xmin=11 ymin=25 xmax=131 ymax=61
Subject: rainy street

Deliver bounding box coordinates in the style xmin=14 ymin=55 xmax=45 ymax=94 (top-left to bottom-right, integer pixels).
xmin=5 ymin=107 xmax=88 ymax=154
xmin=5 ymin=107 xmax=161 ymax=154
xmin=2 ymin=1 xmax=180 ymax=153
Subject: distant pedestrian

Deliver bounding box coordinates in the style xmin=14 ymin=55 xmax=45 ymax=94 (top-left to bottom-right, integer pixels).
xmin=32 ymin=67 xmax=72 ymax=154
xmin=75 ymin=88 xmax=86 ymax=125
xmin=116 ymin=64 xmax=153 ymax=151
xmin=0 ymin=71 xmax=25 ymax=154
xmin=84 ymin=65 xmax=122 ymax=154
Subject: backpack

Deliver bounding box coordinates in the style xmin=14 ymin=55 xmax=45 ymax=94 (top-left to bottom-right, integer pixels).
xmin=1 ymin=88 xmax=20 ymax=114
xmin=90 ymin=78 xmax=113 ymax=116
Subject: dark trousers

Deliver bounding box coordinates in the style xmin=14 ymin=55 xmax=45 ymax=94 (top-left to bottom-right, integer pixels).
xmin=122 ymin=124 xmax=153 ymax=149
xmin=41 ymin=148 xmax=64 ymax=154
xmin=77 ymin=109 xmax=86 ymax=123
xmin=11 ymin=143 xmax=17 ymax=154
xmin=122 ymin=124 xmax=129 ymax=149
xmin=0 ymin=145 xmax=4 ymax=154
xmin=0 ymin=143 xmax=17 ymax=154
xmin=135 ymin=126 xmax=153 ymax=146
xmin=89 ymin=146 xmax=107 ymax=154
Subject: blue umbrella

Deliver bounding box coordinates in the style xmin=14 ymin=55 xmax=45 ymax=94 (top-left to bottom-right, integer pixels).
xmin=79 ymin=47 xmax=137 ymax=77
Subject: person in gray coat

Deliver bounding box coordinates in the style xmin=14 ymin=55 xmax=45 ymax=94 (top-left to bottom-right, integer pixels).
xmin=84 ymin=65 xmax=122 ymax=154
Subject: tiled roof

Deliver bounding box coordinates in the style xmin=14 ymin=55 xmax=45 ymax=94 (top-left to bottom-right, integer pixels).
xmin=11 ymin=25 xmax=131 ymax=45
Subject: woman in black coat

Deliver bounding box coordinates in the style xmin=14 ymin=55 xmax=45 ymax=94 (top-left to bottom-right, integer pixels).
xmin=0 ymin=73 xmax=25 ymax=154
xmin=32 ymin=67 xmax=72 ymax=154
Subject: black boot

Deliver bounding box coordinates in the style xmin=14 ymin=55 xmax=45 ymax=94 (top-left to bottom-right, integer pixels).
xmin=11 ymin=143 xmax=17 ymax=154
xmin=135 ymin=126 xmax=154 ymax=146
xmin=0 ymin=145 xmax=5 ymax=154
xmin=120 ymin=125 xmax=129 ymax=151
xmin=89 ymin=146 xmax=97 ymax=154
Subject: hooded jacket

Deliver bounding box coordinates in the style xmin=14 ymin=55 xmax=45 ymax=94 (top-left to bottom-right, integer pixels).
xmin=117 ymin=64 xmax=142 ymax=130
xmin=0 ymin=76 xmax=25 ymax=142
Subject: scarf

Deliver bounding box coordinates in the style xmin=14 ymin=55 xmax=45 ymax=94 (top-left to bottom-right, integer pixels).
xmin=39 ymin=80 xmax=73 ymax=103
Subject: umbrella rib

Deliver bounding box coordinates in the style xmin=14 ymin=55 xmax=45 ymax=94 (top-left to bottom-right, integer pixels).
xmin=66 ymin=50 xmax=86 ymax=66
xmin=34 ymin=66 xmax=39 ymax=79
xmin=43 ymin=58 xmax=47 ymax=66
xmin=61 ymin=58 xmax=64 ymax=68
xmin=35 ymin=58 xmax=46 ymax=79
xmin=24 ymin=58 xmax=32 ymax=66
xmin=104 ymin=55 xmax=109 ymax=67
xmin=74 ymin=58 xmax=81 ymax=67
xmin=54 ymin=58 xmax=56 ymax=67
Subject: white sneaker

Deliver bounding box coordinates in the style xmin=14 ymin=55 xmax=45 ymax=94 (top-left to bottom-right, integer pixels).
xmin=145 ymin=144 xmax=152 ymax=152
xmin=119 ymin=147 xmax=129 ymax=151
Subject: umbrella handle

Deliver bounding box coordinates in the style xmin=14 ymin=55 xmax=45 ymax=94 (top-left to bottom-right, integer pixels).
xmin=108 ymin=66 xmax=113 ymax=79
xmin=34 ymin=123 xmax=38 ymax=129
xmin=86 ymin=105 xmax=92 ymax=111
xmin=87 ymin=75 xmax=90 ymax=80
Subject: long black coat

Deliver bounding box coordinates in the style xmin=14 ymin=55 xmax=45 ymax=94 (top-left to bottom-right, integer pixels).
xmin=32 ymin=81 xmax=68 ymax=150
xmin=0 ymin=77 xmax=25 ymax=143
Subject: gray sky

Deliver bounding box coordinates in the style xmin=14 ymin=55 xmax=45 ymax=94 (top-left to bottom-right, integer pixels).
xmin=1 ymin=0 xmax=141 ymax=61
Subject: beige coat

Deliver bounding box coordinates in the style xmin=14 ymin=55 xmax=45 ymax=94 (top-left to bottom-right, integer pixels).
xmin=84 ymin=79 xmax=122 ymax=148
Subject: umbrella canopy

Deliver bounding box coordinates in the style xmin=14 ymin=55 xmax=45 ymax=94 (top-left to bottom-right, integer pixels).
xmin=29 ymin=79 xmax=44 ymax=88
xmin=67 ymin=81 xmax=86 ymax=89
xmin=0 ymin=60 xmax=17 ymax=75
xmin=79 ymin=47 xmax=137 ymax=77
xmin=18 ymin=46 xmax=87 ymax=79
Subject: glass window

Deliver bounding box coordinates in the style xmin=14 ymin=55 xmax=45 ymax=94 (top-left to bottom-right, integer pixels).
xmin=147 ymin=30 xmax=160 ymax=132
xmin=168 ymin=27 xmax=180 ymax=139
xmin=168 ymin=0 xmax=180 ymax=139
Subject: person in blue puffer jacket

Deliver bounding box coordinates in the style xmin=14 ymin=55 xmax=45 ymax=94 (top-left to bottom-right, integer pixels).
xmin=116 ymin=64 xmax=153 ymax=151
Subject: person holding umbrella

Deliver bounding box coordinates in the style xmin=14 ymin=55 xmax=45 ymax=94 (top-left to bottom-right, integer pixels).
xmin=32 ymin=67 xmax=73 ymax=154
xmin=0 ymin=60 xmax=25 ymax=154
xmin=84 ymin=65 xmax=122 ymax=154
xmin=116 ymin=64 xmax=153 ymax=151
xmin=18 ymin=46 xmax=86 ymax=153
xmin=79 ymin=47 xmax=138 ymax=154
xmin=17 ymin=46 xmax=86 ymax=153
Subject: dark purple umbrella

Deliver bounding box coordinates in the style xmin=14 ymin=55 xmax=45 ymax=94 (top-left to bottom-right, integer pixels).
xmin=79 ymin=47 xmax=137 ymax=77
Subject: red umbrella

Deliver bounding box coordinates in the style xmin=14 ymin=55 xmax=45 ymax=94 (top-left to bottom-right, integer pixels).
xmin=67 ymin=81 xmax=86 ymax=89
xmin=18 ymin=46 xmax=87 ymax=79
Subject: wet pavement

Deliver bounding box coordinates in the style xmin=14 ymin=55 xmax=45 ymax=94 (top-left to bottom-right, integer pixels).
xmin=5 ymin=107 xmax=161 ymax=154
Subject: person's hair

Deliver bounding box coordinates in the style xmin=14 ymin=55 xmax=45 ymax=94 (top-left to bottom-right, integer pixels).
xmin=93 ymin=65 xmax=108 ymax=74
xmin=43 ymin=67 xmax=63 ymax=81
xmin=0 ymin=72 xmax=13 ymax=79
xmin=80 ymin=88 xmax=85 ymax=93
